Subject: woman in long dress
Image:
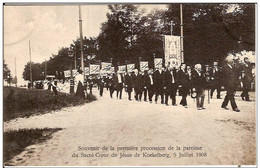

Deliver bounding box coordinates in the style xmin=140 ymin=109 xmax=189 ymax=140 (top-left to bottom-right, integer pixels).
xmin=75 ymin=69 xmax=85 ymax=99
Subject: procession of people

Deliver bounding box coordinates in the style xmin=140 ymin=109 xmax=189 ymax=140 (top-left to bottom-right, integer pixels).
xmin=77 ymin=53 xmax=254 ymax=113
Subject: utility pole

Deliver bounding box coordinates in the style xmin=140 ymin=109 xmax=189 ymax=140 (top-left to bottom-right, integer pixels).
xmin=74 ymin=45 xmax=77 ymax=70
xmin=29 ymin=40 xmax=33 ymax=88
xmin=15 ymin=57 xmax=17 ymax=87
xmin=180 ymin=4 xmax=184 ymax=63
xmin=79 ymin=5 xmax=85 ymax=81
xmin=45 ymin=60 xmax=47 ymax=79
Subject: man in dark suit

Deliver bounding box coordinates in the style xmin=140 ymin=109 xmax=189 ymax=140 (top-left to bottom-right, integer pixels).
xmin=99 ymin=76 xmax=105 ymax=97
xmin=192 ymin=64 xmax=207 ymax=110
xmin=132 ymin=69 xmax=141 ymax=101
xmin=114 ymin=71 xmax=124 ymax=99
xmin=210 ymin=62 xmax=221 ymax=99
xmin=241 ymin=57 xmax=253 ymax=101
xmin=177 ymin=63 xmax=189 ymax=108
xmin=221 ymin=54 xmax=242 ymax=112
xmin=164 ymin=66 xmax=178 ymax=106
xmin=144 ymin=69 xmax=155 ymax=103
xmin=125 ymin=71 xmax=133 ymax=100
xmin=109 ymin=74 xmax=115 ymax=98
xmin=153 ymin=66 xmax=165 ymax=104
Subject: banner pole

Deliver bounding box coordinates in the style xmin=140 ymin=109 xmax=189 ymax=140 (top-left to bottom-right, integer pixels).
xmin=180 ymin=4 xmax=184 ymax=63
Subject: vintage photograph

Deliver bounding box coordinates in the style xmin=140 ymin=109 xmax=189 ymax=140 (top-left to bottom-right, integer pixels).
xmin=3 ymin=3 xmax=256 ymax=166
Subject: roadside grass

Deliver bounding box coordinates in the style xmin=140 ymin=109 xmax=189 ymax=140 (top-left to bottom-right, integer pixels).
xmin=4 ymin=128 xmax=62 ymax=165
xmin=3 ymin=87 xmax=97 ymax=122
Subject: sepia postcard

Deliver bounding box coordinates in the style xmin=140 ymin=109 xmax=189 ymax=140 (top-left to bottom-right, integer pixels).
xmin=2 ymin=2 xmax=257 ymax=167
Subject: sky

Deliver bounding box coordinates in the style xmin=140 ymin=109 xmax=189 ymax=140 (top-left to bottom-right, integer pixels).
xmin=4 ymin=4 xmax=167 ymax=85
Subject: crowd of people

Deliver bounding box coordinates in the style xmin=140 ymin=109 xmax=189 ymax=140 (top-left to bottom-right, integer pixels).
xmin=93 ymin=54 xmax=254 ymax=112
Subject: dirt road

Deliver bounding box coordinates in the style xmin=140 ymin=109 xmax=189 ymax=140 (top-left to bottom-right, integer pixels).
xmin=4 ymin=89 xmax=256 ymax=166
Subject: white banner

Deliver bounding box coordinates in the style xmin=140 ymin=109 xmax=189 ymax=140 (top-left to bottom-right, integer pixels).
xmin=164 ymin=35 xmax=181 ymax=67
xmin=101 ymin=62 xmax=112 ymax=73
xmin=90 ymin=64 xmax=100 ymax=74
xmin=84 ymin=67 xmax=90 ymax=75
xmin=118 ymin=65 xmax=126 ymax=73
xmin=140 ymin=61 xmax=149 ymax=71
xmin=64 ymin=70 xmax=71 ymax=78
xmin=72 ymin=69 xmax=78 ymax=77
xmin=127 ymin=64 xmax=135 ymax=72
xmin=154 ymin=58 xmax=163 ymax=68
xmin=110 ymin=67 xmax=115 ymax=74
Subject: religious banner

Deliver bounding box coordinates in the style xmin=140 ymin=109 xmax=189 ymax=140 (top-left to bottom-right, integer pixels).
xmin=164 ymin=35 xmax=181 ymax=67
xmin=127 ymin=64 xmax=135 ymax=72
xmin=101 ymin=62 xmax=112 ymax=73
xmin=140 ymin=61 xmax=149 ymax=71
xmin=84 ymin=67 xmax=90 ymax=75
xmin=118 ymin=65 xmax=126 ymax=73
xmin=154 ymin=58 xmax=163 ymax=68
xmin=90 ymin=64 xmax=100 ymax=74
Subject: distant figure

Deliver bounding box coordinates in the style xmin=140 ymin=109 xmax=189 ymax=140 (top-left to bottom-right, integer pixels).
xmin=87 ymin=76 xmax=94 ymax=94
xmin=210 ymin=61 xmax=221 ymax=99
xmin=75 ymin=69 xmax=85 ymax=99
xmin=99 ymin=76 xmax=105 ymax=97
xmin=125 ymin=71 xmax=133 ymax=100
xmin=52 ymin=80 xmax=58 ymax=96
xmin=153 ymin=66 xmax=165 ymax=104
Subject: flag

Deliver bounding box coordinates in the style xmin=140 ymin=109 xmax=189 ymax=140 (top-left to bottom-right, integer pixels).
xmin=164 ymin=35 xmax=181 ymax=67
xmin=118 ymin=65 xmax=126 ymax=73
xmin=90 ymin=64 xmax=100 ymax=74
xmin=127 ymin=64 xmax=135 ymax=72
xmin=140 ymin=61 xmax=149 ymax=71
xmin=154 ymin=58 xmax=163 ymax=68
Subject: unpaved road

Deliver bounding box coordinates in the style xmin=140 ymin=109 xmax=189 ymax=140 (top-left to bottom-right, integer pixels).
xmin=4 ymin=89 xmax=256 ymax=166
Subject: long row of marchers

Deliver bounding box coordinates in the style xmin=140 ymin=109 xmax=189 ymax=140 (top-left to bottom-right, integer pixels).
xmin=81 ymin=61 xmax=253 ymax=112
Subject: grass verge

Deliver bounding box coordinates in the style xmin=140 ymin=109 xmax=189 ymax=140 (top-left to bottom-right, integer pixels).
xmin=4 ymin=128 xmax=62 ymax=165
xmin=3 ymin=87 xmax=97 ymax=121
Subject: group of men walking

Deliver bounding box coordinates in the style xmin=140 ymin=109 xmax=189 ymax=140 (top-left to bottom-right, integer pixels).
xmin=94 ymin=55 xmax=254 ymax=112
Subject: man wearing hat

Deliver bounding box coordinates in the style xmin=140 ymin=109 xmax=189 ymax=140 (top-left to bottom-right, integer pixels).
xmin=241 ymin=57 xmax=253 ymax=101
xmin=210 ymin=61 xmax=221 ymax=99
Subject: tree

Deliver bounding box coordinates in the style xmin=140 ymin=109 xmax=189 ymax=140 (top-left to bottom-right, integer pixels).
xmin=23 ymin=62 xmax=45 ymax=81
xmin=164 ymin=4 xmax=255 ymax=65
xmin=3 ymin=60 xmax=12 ymax=86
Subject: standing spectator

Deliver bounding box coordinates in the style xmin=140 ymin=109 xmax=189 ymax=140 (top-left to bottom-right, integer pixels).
xmin=177 ymin=63 xmax=189 ymax=108
xmin=125 ymin=71 xmax=133 ymax=100
xmin=75 ymin=69 xmax=85 ymax=99
xmin=192 ymin=64 xmax=207 ymax=110
xmin=154 ymin=66 xmax=165 ymax=104
xmin=221 ymin=53 xmax=242 ymax=112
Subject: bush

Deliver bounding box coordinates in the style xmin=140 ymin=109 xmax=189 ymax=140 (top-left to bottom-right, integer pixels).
xmin=3 ymin=87 xmax=97 ymax=121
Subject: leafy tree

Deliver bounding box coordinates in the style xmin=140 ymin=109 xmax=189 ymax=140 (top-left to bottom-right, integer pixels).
xmin=23 ymin=62 xmax=45 ymax=81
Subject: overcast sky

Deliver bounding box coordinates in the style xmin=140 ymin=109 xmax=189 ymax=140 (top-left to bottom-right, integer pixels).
xmin=4 ymin=4 xmax=167 ymax=84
